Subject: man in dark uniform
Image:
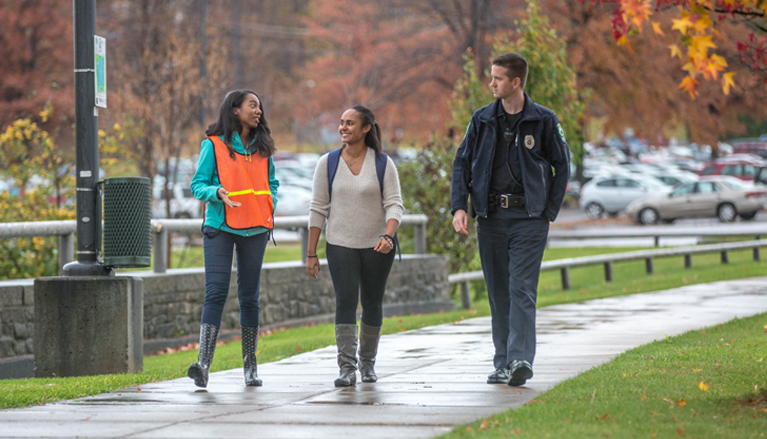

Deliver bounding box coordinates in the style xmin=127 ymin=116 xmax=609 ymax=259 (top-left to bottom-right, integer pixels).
xmin=450 ymin=52 xmax=570 ymax=387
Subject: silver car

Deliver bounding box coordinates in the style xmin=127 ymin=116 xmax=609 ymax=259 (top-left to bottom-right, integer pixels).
xmin=626 ymin=178 xmax=767 ymax=224
xmin=580 ymin=175 xmax=670 ymax=219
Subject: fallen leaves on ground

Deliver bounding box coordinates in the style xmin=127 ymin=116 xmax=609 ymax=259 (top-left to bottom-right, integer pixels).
xmin=699 ymin=381 xmax=709 ymax=391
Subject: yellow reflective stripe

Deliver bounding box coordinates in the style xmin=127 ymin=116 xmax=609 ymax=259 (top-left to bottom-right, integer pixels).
xmin=227 ymin=189 xmax=272 ymax=197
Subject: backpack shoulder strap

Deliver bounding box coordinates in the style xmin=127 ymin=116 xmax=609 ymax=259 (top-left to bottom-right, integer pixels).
xmin=375 ymin=152 xmax=388 ymax=196
xmin=327 ymin=148 xmax=342 ymax=202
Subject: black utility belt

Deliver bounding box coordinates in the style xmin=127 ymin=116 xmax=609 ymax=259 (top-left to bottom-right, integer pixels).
xmin=490 ymin=193 xmax=526 ymax=209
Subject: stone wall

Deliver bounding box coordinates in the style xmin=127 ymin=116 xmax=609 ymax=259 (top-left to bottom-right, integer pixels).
xmin=0 ymin=254 xmax=453 ymax=378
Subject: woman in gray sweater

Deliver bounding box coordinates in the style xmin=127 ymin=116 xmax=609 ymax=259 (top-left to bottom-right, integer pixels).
xmin=305 ymin=104 xmax=404 ymax=387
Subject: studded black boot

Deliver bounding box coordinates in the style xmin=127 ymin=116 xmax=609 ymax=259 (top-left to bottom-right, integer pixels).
xmin=242 ymin=326 xmax=263 ymax=387
xmin=188 ymin=323 xmax=219 ymax=388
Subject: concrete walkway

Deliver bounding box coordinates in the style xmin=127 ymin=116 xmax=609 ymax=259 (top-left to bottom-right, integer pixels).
xmin=2 ymin=277 xmax=767 ymax=438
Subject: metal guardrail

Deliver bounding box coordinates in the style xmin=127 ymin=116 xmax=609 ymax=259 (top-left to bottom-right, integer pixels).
xmin=0 ymin=215 xmax=429 ymax=274
xmin=548 ymin=228 xmax=767 ymax=247
xmin=449 ymin=239 xmax=767 ymax=309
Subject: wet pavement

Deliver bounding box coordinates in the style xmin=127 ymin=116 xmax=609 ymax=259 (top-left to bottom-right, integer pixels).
xmin=1 ymin=277 xmax=766 ymax=438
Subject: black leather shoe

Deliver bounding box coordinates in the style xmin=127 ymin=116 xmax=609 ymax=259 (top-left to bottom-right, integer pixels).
xmin=508 ymin=359 xmax=533 ymax=387
xmin=487 ymin=368 xmax=510 ymax=384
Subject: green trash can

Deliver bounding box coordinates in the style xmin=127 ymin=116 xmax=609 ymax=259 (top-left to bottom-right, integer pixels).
xmin=101 ymin=177 xmax=152 ymax=268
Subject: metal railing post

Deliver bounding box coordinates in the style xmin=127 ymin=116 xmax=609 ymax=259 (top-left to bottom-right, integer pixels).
xmin=645 ymin=258 xmax=654 ymax=274
xmin=58 ymin=233 xmax=75 ymax=274
xmin=460 ymin=280 xmax=471 ymax=309
xmin=684 ymin=254 xmax=692 ymax=269
xmin=415 ymin=223 xmax=426 ymax=255
xmin=300 ymin=226 xmax=309 ymax=263
xmin=604 ymin=262 xmax=613 ymax=282
xmin=154 ymin=227 xmax=168 ymax=274
xmin=561 ymin=267 xmax=570 ymax=290
xmin=720 ymin=250 xmax=728 ymax=264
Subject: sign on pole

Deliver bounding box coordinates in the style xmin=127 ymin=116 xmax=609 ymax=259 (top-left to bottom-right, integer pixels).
xmin=94 ymin=35 xmax=107 ymax=108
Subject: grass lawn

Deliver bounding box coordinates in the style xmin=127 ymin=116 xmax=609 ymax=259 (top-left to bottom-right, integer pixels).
xmin=440 ymin=312 xmax=767 ymax=439
xmin=5 ymin=244 xmax=767 ymax=414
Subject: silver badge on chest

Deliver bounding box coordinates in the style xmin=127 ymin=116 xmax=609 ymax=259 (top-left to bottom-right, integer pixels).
xmin=524 ymin=135 xmax=535 ymax=149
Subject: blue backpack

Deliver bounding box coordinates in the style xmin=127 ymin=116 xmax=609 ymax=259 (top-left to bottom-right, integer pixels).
xmin=327 ymin=148 xmax=401 ymax=261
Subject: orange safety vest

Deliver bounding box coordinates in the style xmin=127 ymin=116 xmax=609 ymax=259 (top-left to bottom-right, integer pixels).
xmin=210 ymin=136 xmax=274 ymax=230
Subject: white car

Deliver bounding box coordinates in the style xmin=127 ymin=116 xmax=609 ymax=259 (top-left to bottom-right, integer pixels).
xmin=580 ymin=175 xmax=671 ymax=219
xmin=152 ymin=178 xmax=202 ymax=219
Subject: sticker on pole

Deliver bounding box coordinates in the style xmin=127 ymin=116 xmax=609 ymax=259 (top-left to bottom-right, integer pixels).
xmin=95 ymin=36 xmax=107 ymax=108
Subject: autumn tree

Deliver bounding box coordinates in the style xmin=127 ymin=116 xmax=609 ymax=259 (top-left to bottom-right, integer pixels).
xmin=294 ymin=0 xmax=526 ymax=143
xmin=0 ymin=1 xmax=74 ymax=142
xmin=581 ymin=0 xmax=767 ymax=97
xmin=548 ymin=0 xmax=767 ymax=147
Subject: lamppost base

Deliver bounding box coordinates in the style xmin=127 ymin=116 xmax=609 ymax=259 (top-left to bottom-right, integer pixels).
xmin=62 ymin=261 xmax=115 ymax=277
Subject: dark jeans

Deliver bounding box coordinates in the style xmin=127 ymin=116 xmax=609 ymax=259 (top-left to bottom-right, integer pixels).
xmin=201 ymin=226 xmax=268 ymax=328
xmin=477 ymin=210 xmax=549 ymax=369
xmin=326 ymin=243 xmax=395 ymax=327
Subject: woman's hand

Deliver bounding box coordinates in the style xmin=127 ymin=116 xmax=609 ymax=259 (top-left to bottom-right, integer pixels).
xmin=217 ymin=187 xmax=241 ymax=208
xmin=306 ymin=256 xmax=320 ymax=279
xmin=374 ymin=236 xmax=393 ymax=254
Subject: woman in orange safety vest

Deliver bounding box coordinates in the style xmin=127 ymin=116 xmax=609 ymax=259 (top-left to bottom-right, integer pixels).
xmin=189 ymin=90 xmax=279 ymax=388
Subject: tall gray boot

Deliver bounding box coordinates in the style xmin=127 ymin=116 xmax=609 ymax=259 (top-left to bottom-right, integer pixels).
xmin=188 ymin=323 xmax=219 ymax=388
xmin=358 ymin=323 xmax=381 ymax=383
xmin=242 ymin=327 xmax=262 ymax=387
xmin=334 ymin=323 xmax=358 ymax=387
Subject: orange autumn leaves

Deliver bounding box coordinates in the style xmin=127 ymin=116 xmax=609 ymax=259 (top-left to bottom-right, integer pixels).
xmin=593 ymin=0 xmax=766 ymax=97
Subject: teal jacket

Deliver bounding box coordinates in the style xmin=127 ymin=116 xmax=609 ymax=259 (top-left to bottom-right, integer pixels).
xmin=191 ymin=132 xmax=279 ymax=237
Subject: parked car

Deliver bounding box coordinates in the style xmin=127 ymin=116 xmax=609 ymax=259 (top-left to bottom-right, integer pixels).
xmin=580 ymin=175 xmax=671 ymax=219
xmin=652 ymin=171 xmax=699 ymax=187
xmin=152 ymin=178 xmax=202 ymax=219
xmin=626 ymin=178 xmax=767 ymax=224
xmin=274 ymin=185 xmax=312 ymax=217
xmin=732 ymin=141 xmax=767 ymax=159
xmin=697 ymin=159 xmax=765 ymax=181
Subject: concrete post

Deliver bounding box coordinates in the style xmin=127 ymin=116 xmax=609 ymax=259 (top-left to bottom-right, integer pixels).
xmin=300 ymin=227 xmax=309 ymax=263
xmin=34 ymin=277 xmax=143 ymax=377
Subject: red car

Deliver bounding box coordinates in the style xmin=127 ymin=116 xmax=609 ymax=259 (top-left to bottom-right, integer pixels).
xmin=697 ymin=159 xmax=766 ymax=181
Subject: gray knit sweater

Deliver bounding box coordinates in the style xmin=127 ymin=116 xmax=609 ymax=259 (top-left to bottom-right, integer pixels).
xmin=309 ymin=148 xmax=404 ymax=249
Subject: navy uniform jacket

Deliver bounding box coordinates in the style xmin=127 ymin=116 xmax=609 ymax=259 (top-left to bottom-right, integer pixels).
xmin=451 ymin=93 xmax=571 ymax=221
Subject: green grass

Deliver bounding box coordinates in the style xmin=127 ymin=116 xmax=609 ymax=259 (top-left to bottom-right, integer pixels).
xmin=5 ymin=244 xmax=767 ymax=412
xmin=440 ymin=312 xmax=767 ymax=439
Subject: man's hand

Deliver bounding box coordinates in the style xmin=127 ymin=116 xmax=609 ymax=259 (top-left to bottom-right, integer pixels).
xmin=452 ymin=209 xmax=469 ymax=235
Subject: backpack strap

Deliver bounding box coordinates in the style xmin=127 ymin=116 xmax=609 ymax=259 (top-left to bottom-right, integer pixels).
xmin=327 ymin=148 xmax=343 ymax=202
xmin=376 ymin=153 xmax=401 ymax=262
xmin=327 ymin=149 xmax=401 ymax=261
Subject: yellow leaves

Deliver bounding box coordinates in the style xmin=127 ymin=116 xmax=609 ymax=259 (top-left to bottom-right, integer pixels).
xmin=722 ymin=72 xmax=736 ymax=95
xmin=652 ymin=21 xmax=664 ymax=36
xmin=698 ymin=381 xmax=709 ymax=391
xmin=691 ymin=368 xmax=702 ymax=373
xmin=690 ymin=35 xmax=717 ymax=58
xmin=678 ymin=76 xmax=699 ymax=98
xmin=620 ymin=0 xmax=653 ymax=29
xmin=669 ymin=45 xmax=683 ymax=59
xmin=617 ymin=35 xmax=634 ymax=54
xmin=671 ymin=16 xmax=694 ymax=35
xmin=676 ymin=399 xmax=686 ymax=408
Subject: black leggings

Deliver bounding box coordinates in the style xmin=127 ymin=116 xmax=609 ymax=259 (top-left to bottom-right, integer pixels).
xmin=326 ymin=243 xmax=395 ymax=327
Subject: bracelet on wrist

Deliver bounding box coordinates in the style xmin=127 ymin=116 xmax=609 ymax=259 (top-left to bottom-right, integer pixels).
xmin=307 ymin=255 xmax=318 ymax=258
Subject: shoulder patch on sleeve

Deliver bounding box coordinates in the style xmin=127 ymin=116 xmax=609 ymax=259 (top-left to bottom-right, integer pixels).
xmin=556 ymin=123 xmax=567 ymax=143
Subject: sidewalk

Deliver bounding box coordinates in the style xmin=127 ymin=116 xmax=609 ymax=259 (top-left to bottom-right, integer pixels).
xmin=1 ymin=277 xmax=766 ymax=439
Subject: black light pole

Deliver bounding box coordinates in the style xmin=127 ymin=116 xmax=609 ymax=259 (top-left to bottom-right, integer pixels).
xmin=63 ymin=0 xmax=112 ymax=276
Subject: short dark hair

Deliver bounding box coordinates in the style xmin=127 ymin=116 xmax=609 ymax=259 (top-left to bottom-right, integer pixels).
xmin=492 ymin=53 xmax=528 ymax=89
